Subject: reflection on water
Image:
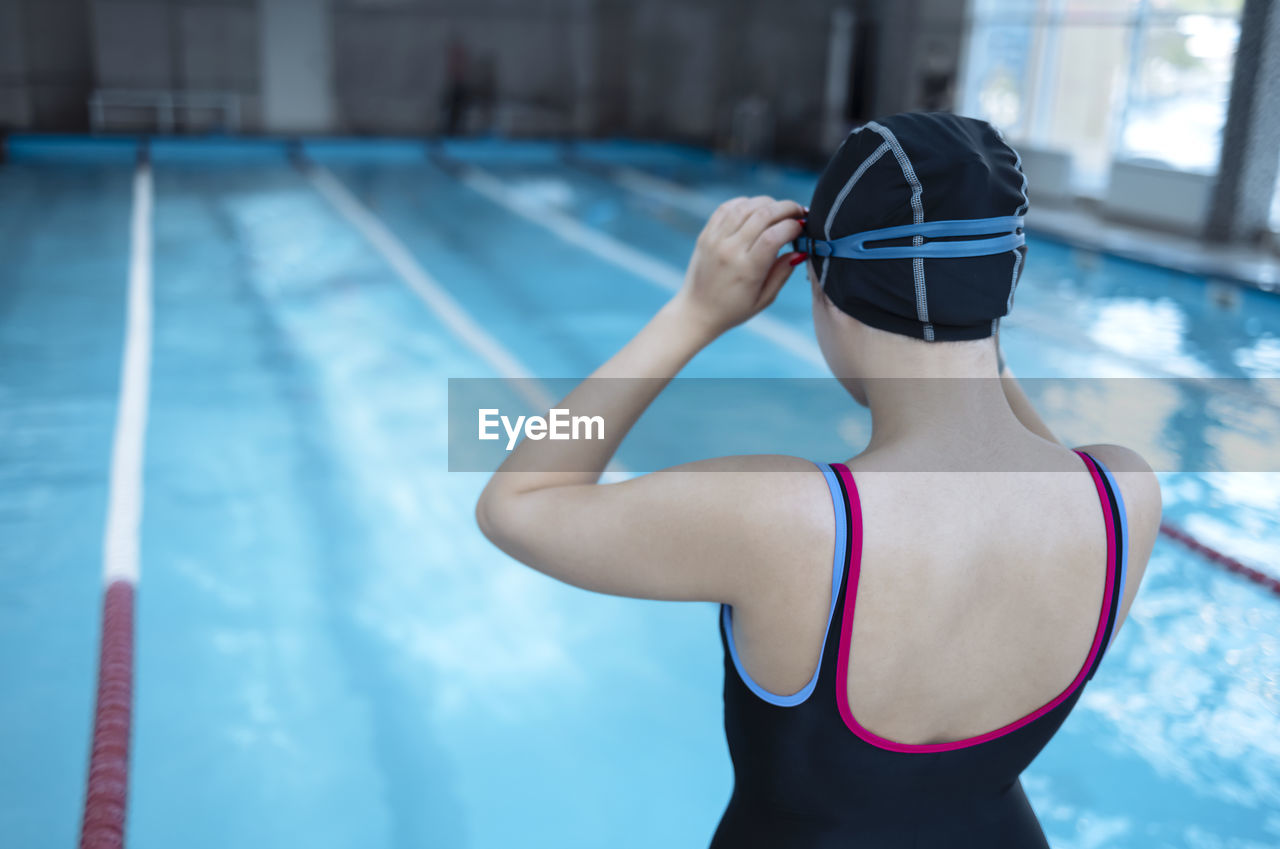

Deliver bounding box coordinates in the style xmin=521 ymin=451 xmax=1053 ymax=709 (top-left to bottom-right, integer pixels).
xmin=1090 ymin=574 xmax=1280 ymax=807
xmin=1089 ymin=299 xmax=1214 ymax=379
xmin=1236 ymin=338 xmax=1280 ymax=374
xmin=233 ymin=182 xmax=596 ymax=724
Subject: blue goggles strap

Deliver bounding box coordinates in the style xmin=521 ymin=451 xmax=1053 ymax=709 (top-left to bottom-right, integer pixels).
xmin=800 ymin=215 xmax=1025 ymax=260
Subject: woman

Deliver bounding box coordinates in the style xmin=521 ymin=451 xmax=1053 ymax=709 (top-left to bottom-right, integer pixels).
xmin=476 ymin=112 xmax=1161 ymax=847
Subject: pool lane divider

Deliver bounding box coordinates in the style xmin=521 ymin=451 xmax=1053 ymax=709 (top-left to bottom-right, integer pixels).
xmin=1159 ymin=522 xmax=1280 ymax=596
xmin=81 ymin=148 xmax=153 ymax=849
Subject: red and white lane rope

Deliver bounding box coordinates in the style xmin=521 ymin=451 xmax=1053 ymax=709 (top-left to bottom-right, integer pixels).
xmin=81 ymin=157 xmax=152 ymax=849
xmin=1159 ymin=522 xmax=1280 ymax=597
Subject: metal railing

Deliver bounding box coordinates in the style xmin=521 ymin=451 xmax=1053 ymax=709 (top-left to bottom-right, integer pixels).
xmin=88 ymin=89 xmax=242 ymax=134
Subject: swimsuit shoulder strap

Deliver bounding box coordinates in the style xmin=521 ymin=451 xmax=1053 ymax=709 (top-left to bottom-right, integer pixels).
xmin=817 ymin=462 xmax=860 ymax=690
xmin=1075 ymin=450 xmax=1130 ymax=679
xmin=719 ymin=461 xmax=853 ymax=707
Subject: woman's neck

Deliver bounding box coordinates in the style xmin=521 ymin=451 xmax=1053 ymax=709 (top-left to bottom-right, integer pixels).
xmin=856 ymin=339 xmax=1028 ymax=462
xmin=864 ymin=376 xmax=1021 ymax=448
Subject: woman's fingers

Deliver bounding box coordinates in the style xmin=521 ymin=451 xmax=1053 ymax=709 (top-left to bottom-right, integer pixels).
xmin=681 ymin=196 xmax=807 ymax=333
xmin=738 ymin=199 xmax=806 ymax=248
xmin=717 ymin=195 xmax=776 ymax=238
xmin=749 ymin=216 xmax=805 ymax=264
xmin=707 ymin=196 xmax=805 ymax=247
xmin=705 ymin=196 xmax=750 ymax=240
xmin=756 ymin=252 xmax=803 ymax=311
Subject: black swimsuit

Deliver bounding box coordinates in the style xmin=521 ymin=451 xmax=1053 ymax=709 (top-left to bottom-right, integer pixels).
xmin=713 ymin=452 xmax=1130 ymax=848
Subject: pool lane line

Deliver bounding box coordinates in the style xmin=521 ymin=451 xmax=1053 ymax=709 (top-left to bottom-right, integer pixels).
xmin=610 ymin=166 xmax=720 ymax=218
xmin=303 ymin=161 xmax=547 ymax=409
xmin=429 ymin=154 xmax=826 ymax=370
xmin=1159 ymin=522 xmax=1280 ymax=597
xmin=560 ymin=150 xmax=721 ymax=220
xmin=300 ymin=159 xmax=631 ymax=482
xmin=81 ymin=154 xmax=153 ymax=849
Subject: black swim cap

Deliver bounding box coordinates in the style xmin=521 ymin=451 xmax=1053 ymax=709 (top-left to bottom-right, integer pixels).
xmin=804 ymin=112 xmax=1028 ymax=342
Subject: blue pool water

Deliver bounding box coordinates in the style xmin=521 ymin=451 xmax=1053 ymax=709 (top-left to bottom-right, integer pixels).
xmin=1 ymin=137 xmax=1278 ymax=849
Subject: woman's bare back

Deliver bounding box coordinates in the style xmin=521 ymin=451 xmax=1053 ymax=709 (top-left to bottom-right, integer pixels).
xmin=725 ymin=441 xmax=1157 ymax=746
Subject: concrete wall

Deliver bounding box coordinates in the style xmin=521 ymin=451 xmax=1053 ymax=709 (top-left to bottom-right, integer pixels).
xmin=0 ymin=0 xmax=93 ymax=130
xmin=0 ymin=0 xmax=969 ymax=150
xmin=330 ymin=0 xmax=591 ymax=136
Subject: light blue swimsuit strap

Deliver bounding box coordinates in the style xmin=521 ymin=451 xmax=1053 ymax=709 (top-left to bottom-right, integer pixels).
xmin=1088 ymin=454 xmax=1130 ymax=653
xmin=721 ymin=462 xmax=848 ymax=707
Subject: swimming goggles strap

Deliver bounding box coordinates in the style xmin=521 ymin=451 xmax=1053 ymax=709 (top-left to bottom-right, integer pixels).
xmin=798 ymin=215 xmax=1025 ymax=260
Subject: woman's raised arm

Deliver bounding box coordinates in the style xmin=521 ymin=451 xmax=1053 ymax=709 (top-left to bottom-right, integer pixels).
xmin=474 ymin=197 xmax=824 ymax=602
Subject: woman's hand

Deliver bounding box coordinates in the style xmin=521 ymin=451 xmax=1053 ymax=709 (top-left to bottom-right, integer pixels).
xmin=673 ymin=196 xmax=807 ymax=338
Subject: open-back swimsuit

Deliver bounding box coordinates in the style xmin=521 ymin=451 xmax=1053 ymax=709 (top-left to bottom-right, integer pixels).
xmin=713 ymin=451 xmax=1130 ymax=848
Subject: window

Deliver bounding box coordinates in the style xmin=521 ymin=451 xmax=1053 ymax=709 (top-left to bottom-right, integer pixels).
xmin=960 ymin=0 xmax=1242 ymax=192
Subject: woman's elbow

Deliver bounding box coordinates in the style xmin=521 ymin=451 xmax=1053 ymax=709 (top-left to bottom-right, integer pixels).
xmin=475 ymin=487 xmax=503 ymax=544
xmin=475 ymin=485 xmax=530 ymax=554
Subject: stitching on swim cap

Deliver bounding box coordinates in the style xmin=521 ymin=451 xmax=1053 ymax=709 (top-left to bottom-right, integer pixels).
xmin=865 ymin=121 xmax=928 ymax=326
xmin=992 ymin=124 xmax=1030 ymax=312
xmin=820 ymin=140 xmax=891 ymax=294
xmin=824 ymin=141 xmax=891 ymax=241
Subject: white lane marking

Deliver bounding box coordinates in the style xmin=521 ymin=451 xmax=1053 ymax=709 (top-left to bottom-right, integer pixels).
xmin=102 ymin=162 xmax=154 ymax=585
xmin=307 ymin=164 xmax=549 ymax=408
xmin=611 ymin=166 xmax=720 ymax=218
xmin=457 ymin=166 xmax=826 ymax=369
xmin=306 ymin=164 xmax=631 ymax=481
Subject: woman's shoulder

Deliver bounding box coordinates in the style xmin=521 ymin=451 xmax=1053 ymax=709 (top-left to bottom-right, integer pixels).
xmin=650 ymin=454 xmax=836 ymax=539
xmin=657 ymin=454 xmax=838 ymax=597
xmin=476 ymin=453 xmax=835 ymax=603
xmin=1072 ymin=443 xmax=1162 ymax=522
xmin=664 ymin=454 xmax=831 ymax=474
xmin=1072 ymin=442 xmax=1162 ymax=626
xmin=665 ymin=454 xmax=837 ymax=524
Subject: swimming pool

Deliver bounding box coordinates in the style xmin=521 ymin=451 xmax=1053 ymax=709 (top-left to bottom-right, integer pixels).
xmin=1 ymin=136 xmax=1277 ymax=848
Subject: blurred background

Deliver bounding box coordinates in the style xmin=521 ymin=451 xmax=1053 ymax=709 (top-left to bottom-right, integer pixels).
xmin=2 ymin=2 xmax=1279 ymax=849
xmin=1 ymin=0 xmax=1278 ymax=244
